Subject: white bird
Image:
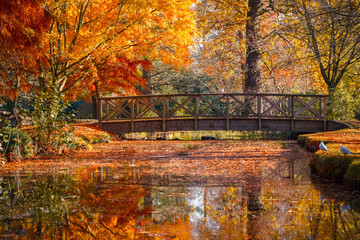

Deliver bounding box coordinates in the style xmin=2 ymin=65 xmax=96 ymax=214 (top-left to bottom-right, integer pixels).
xmin=319 ymin=142 xmax=329 ymax=152
xmin=340 ymin=144 xmax=353 ymax=155
xmin=341 ymin=204 xmax=351 ymax=212
xmin=218 ymin=89 xmax=224 ymax=93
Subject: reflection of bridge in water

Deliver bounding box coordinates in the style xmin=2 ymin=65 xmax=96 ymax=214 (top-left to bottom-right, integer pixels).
xmin=97 ymin=93 xmax=349 ymax=134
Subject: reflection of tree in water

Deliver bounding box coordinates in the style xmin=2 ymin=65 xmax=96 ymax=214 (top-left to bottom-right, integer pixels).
xmin=258 ymin=145 xmax=360 ymax=240
xmin=260 ymin=188 xmax=360 ymax=239
xmin=0 ymin=171 xmax=152 ymax=239
xmin=0 ymin=173 xmax=76 ymax=238
xmin=194 ymin=186 xmax=248 ymax=239
xmin=1 ymin=141 xmax=360 ymax=239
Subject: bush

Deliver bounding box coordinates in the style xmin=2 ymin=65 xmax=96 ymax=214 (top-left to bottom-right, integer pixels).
xmin=0 ymin=126 xmax=33 ymax=161
xmin=344 ymin=161 xmax=360 ymax=187
xmin=24 ymin=89 xmax=77 ymax=154
xmin=311 ymin=152 xmax=355 ymax=180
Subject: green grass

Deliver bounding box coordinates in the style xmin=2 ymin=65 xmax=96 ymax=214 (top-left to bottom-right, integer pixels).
xmin=123 ymin=130 xmax=294 ymax=141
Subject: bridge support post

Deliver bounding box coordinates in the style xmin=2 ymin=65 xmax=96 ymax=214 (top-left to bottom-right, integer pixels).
xmin=162 ymin=97 xmax=168 ymax=132
xmin=323 ymin=97 xmax=327 ymax=131
xmin=131 ymin=99 xmax=135 ymax=132
xmin=194 ymin=96 xmax=199 ymax=130
xmin=291 ymin=96 xmax=294 ymax=131
xmin=226 ymin=95 xmax=230 ymax=130
xmin=257 ymin=95 xmax=261 ymax=130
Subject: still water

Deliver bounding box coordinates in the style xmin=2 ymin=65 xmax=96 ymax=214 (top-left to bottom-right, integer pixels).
xmin=0 ymin=140 xmax=359 ymax=239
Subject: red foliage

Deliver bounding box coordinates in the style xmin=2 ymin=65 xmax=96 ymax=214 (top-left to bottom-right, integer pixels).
xmin=0 ymin=0 xmax=50 ymax=99
xmin=0 ymin=0 xmax=50 ymax=50
xmin=65 ymin=56 xmax=151 ymax=100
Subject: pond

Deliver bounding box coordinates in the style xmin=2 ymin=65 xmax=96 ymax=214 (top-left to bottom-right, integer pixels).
xmin=0 ymin=140 xmax=360 ymax=239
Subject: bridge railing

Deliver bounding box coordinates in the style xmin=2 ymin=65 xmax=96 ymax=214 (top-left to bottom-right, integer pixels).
xmin=97 ymin=93 xmax=327 ymax=131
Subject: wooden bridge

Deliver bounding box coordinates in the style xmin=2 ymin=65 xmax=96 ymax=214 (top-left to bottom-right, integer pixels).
xmin=97 ymin=93 xmax=348 ymax=134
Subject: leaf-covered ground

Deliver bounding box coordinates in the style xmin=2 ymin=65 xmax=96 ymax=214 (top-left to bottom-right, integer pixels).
xmin=0 ymin=140 xmax=297 ymax=178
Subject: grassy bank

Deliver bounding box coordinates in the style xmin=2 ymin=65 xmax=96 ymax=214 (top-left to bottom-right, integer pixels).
xmin=298 ymin=129 xmax=360 ymax=187
xmin=123 ymin=130 xmax=296 ymax=141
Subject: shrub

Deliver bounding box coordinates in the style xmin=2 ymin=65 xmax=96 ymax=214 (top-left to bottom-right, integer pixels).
xmin=311 ymin=152 xmax=355 ymax=180
xmin=0 ymin=126 xmax=33 ymax=161
xmin=24 ymin=89 xmax=76 ymax=154
xmin=344 ymin=161 xmax=360 ymax=187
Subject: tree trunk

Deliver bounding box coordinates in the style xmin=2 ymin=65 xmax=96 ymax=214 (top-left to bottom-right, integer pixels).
xmin=142 ymin=68 xmax=152 ymax=95
xmin=245 ymin=0 xmax=263 ymax=93
xmin=92 ymin=96 xmax=97 ymax=119
xmin=92 ymin=81 xmax=100 ymax=119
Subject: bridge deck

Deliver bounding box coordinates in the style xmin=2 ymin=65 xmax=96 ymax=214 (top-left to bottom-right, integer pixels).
xmin=97 ymin=93 xmax=348 ymax=133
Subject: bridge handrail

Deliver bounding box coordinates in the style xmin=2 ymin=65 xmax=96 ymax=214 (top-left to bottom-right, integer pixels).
xmin=97 ymin=93 xmax=327 ymax=132
xmin=97 ymin=93 xmax=328 ymax=99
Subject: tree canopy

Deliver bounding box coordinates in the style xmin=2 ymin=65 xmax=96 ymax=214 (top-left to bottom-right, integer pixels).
xmin=1 ymin=0 xmax=197 ymax=100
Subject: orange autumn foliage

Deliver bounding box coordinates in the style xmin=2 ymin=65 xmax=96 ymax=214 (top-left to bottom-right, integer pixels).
xmin=0 ymin=0 xmax=196 ymax=102
xmin=0 ymin=0 xmax=197 ymax=100
xmin=0 ymin=0 xmax=50 ymax=99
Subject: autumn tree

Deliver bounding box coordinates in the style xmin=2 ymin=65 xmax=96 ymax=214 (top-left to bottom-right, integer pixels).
xmin=1 ymin=0 xmax=196 ymax=100
xmin=278 ymin=0 xmax=360 ymax=118
xmin=197 ymin=0 xmax=288 ymax=94
xmin=278 ymin=0 xmax=360 ymax=93
xmin=196 ymin=0 xmax=248 ymax=92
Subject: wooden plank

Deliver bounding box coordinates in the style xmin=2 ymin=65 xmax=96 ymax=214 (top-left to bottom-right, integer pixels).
xmin=97 ymin=93 xmax=328 ymax=101
xmin=100 ymin=118 xmax=345 ymax=134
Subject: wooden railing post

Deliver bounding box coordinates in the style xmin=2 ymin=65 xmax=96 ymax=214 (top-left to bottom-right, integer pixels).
xmin=131 ymin=98 xmax=135 ymax=132
xmin=162 ymin=97 xmax=168 ymax=132
xmin=291 ymin=95 xmax=294 ymax=131
xmin=257 ymin=95 xmax=261 ymax=130
xmin=226 ymin=95 xmax=230 ymax=130
xmin=195 ymin=96 xmax=199 ymax=130
xmin=323 ymin=96 xmax=327 ymax=131
xmin=97 ymin=98 xmax=102 ymax=128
